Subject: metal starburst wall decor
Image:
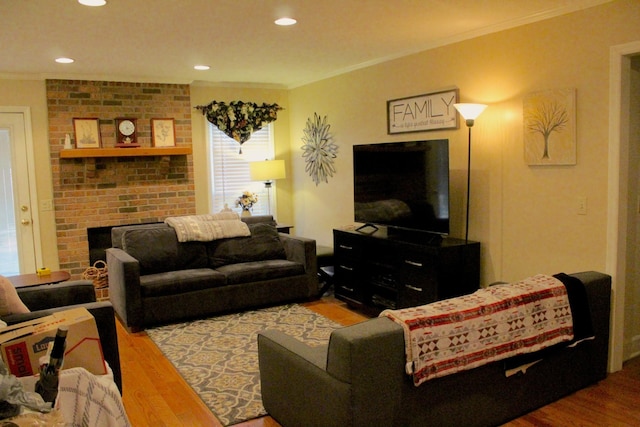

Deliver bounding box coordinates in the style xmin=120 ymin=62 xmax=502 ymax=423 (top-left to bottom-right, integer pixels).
xmin=301 ymin=113 xmax=338 ymax=185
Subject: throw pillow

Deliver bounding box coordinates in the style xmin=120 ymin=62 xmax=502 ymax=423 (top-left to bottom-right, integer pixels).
xmin=208 ymin=222 xmax=286 ymax=268
xmin=122 ymin=227 xmax=178 ymax=275
xmin=0 ymin=275 xmax=30 ymax=316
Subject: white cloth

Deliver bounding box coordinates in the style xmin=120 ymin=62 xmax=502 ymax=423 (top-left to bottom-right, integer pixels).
xmin=55 ymin=367 xmax=130 ymax=427
xmin=165 ymin=213 xmax=250 ymax=242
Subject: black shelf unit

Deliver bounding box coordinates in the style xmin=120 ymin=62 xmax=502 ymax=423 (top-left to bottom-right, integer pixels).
xmin=333 ymin=227 xmax=480 ymax=312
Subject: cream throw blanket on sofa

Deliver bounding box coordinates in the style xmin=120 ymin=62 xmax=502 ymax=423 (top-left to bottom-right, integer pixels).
xmin=165 ymin=212 xmax=250 ymax=242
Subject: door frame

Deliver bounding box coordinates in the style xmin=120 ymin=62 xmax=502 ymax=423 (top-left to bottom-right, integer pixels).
xmin=606 ymin=41 xmax=640 ymax=372
xmin=0 ymin=106 xmax=43 ymax=272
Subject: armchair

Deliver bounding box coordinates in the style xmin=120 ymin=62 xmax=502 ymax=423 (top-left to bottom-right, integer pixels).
xmin=0 ymin=280 xmax=122 ymax=392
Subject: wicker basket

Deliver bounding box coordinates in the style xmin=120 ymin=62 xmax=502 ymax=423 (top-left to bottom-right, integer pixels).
xmin=82 ymin=260 xmax=108 ymax=289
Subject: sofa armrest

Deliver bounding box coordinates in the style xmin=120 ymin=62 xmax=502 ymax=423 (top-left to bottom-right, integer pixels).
xmin=325 ymin=317 xmax=406 ymax=427
xmin=2 ymin=301 xmax=122 ymax=393
xmin=570 ymin=271 xmax=611 ymax=380
xmin=280 ymin=234 xmax=318 ymax=297
xmin=16 ymin=280 xmax=96 ymax=312
xmin=259 ymin=329 xmax=328 ymax=369
xmin=258 ymin=329 xmax=352 ymax=427
xmin=106 ymin=247 xmax=143 ymax=330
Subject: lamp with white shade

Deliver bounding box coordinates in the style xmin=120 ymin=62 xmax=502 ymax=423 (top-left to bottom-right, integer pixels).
xmin=249 ymin=159 xmax=286 ymax=217
xmin=453 ymin=103 xmax=487 ymax=243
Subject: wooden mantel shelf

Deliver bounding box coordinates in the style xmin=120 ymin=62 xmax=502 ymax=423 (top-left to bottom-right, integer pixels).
xmin=59 ymin=146 xmax=192 ymax=159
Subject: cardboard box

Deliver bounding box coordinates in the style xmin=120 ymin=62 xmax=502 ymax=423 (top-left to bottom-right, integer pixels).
xmin=0 ymin=307 xmax=106 ymax=378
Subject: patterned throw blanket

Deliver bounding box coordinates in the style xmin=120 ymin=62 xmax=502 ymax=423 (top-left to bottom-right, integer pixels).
xmin=380 ymin=274 xmax=575 ymax=386
xmin=165 ymin=212 xmax=251 ymax=242
xmin=57 ymin=367 xmax=131 ymax=426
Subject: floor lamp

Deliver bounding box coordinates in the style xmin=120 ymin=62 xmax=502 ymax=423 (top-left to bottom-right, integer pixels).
xmin=249 ymin=159 xmax=286 ymax=218
xmin=453 ymin=103 xmax=487 ymax=243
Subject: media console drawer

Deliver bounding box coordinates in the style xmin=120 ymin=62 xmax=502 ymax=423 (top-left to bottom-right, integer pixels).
xmin=332 ymin=227 xmax=480 ymax=312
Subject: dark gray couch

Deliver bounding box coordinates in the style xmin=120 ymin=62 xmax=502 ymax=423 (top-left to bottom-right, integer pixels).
xmin=1 ymin=280 xmax=122 ymax=392
xmin=106 ymin=216 xmax=318 ymax=331
xmin=258 ymin=271 xmax=611 ymax=427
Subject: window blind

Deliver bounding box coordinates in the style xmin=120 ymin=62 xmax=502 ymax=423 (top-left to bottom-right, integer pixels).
xmin=208 ymin=124 xmax=274 ymax=216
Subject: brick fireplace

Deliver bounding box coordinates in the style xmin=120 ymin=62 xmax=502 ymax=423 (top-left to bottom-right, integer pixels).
xmin=47 ymin=80 xmax=196 ymax=278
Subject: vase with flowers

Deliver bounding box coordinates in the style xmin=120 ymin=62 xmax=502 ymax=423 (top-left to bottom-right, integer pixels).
xmin=235 ymin=191 xmax=258 ymax=217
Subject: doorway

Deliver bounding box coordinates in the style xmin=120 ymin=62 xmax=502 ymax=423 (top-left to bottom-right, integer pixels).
xmin=607 ymin=41 xmax=640 ymax=372
xmin=0 ymin=109 xmax=40 ymax=275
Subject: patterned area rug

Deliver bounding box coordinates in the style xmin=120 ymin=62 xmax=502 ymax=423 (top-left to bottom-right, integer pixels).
xmin=146 ymin=304 xmax=341 ymax=426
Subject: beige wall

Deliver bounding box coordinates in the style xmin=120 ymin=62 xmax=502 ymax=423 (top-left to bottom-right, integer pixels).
xmin=288 ymin=0 xmax=640 ymax=286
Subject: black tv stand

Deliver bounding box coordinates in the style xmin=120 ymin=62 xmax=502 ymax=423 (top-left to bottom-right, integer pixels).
xmin=385 ymin=227 xmax=443 ymax=245
xmin=333 ymin=226 xmax=480 ymax=313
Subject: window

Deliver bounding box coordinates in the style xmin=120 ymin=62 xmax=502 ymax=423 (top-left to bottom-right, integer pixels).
xmin=207 ymin=124 xmax=275 ymax=216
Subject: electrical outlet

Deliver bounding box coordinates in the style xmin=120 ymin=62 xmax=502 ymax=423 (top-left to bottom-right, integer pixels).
xmin=577 ymin=196 xmax=587 ymax=215
xmin=41 ymin=199 xmax=53 ymax=211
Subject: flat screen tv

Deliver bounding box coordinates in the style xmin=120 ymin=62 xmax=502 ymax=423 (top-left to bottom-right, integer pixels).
xmin=353 ymin=139 xmax=450 ymax=236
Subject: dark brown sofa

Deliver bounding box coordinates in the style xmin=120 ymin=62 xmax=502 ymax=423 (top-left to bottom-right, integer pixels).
xmin=258 ymin=271 xmax=611 ymax=427
xmin=106 ymin=216 xmax=317 ymax=331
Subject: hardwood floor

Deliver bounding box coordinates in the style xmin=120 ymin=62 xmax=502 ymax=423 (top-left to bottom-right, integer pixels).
xmin=118 ymin=296 xmax=640 ymax=426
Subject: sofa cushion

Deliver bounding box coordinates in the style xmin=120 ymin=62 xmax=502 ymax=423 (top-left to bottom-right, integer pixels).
xmin=140 ymin=269 xmax=226 ymax=298
xmin=177 ymin=241 xmax=209 ymax=270
xmin=241 ymin=215 xmax=277 ymax=226
xmin=208 ymin=223 xmax=286 ymax=268
xmin=111 ymin=222 xmax=167 ymax=249
xmin=122 ymin=227 xmax=178 ymax=275
xmin=216 ymin=259 xmax=304 ymax=285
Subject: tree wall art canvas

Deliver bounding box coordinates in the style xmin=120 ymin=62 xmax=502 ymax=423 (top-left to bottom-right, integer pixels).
xmin=523 ymin=88 xmax=576 ymax=165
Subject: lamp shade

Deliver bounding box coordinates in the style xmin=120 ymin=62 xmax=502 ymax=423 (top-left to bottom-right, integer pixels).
xmin=453 ymin=103 xmax=487 ymax=121
xmin=250 ymin=159 xmax=286 ymax=181
xmin=454 ymin=103 xmax=487 ymax=127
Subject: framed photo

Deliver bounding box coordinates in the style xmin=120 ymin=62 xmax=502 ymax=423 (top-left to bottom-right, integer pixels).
xmin=151 ymin=118 xmax=176 ymax=147
xmin=387 ymin=89 xmax=459 ymax=134
xmin=73 ymin=118 xmax=101 ymax=148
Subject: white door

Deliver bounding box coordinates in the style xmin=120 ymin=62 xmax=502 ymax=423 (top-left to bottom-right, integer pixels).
xmin=0 ymin=110 xmax=38 ymax=275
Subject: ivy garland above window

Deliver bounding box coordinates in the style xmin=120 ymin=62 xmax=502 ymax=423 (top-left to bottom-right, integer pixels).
xmin=195 ymin=100 xmax=283 ymax=153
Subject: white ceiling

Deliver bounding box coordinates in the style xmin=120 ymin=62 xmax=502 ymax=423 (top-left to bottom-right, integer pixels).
xmin=0 ymin=0 xmax=610 ymax=88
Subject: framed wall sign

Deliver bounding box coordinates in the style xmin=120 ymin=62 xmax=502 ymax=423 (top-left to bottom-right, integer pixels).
xmin=151 ymin=118 xmax=176 ymax=147
xmin=523 ymin=88 xmax=576 ymax=165
xmin=73 ymin=118 xmax=101 ymax=148
xmin=387 ymin=89 xmax=459 ymax=134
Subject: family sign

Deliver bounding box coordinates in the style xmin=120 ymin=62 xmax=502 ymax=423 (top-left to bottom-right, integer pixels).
xmin=387 ymin=89 xmax=459 ymax=134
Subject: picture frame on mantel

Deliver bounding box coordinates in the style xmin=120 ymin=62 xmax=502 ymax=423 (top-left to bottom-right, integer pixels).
xmin=387 ymin=88 xmax=459 ymax=134
xmin=73 ymin=118 xmax=101 ymax=148
xmin=151 ymin=118 xmax=176 ymax=147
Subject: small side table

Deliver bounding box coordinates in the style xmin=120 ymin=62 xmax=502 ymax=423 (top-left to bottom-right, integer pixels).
xmin=316 ymin=245 xmax=334 ymax=297
xmin=6 ymin=271 xmax=71 ymax=289
xmin=276 ymin=224 xmax=294 ymax=234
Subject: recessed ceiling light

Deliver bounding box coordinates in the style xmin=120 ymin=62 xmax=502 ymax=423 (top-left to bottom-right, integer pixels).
xmin=194 ymin=65 xmax=211 ymax=71
xmin=55 ymin=57 xmax=75 ymax=64
xmin=78 ymin=0 xmax=106 ymax=6
xmin=275 ymin=17 xmax=297 ymax=26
